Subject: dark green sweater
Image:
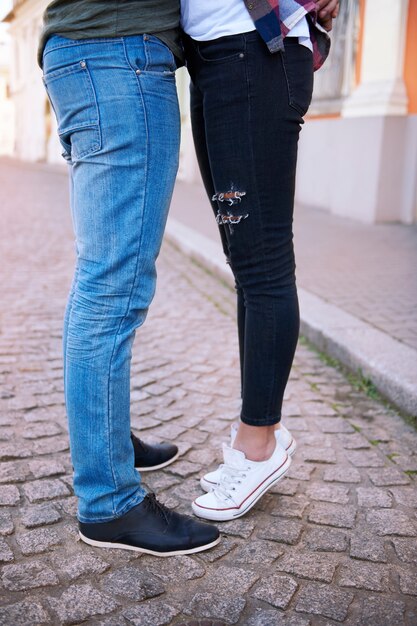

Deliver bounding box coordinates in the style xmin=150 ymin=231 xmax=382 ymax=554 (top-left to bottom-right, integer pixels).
xmin=38 ymin=0 xmax=182 ymax=67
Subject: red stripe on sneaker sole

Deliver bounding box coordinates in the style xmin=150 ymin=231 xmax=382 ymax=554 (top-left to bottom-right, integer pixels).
xmin=194 ymin=454 xmax=290 ymax=513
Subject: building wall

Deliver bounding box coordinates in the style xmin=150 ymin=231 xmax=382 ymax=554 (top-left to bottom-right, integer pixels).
xmin=4 ymin=0 xmax=416 ymax=223
xmin=0 ymin=25 xmax=15 ymax=155
xmin=295 ymin=0 xmax=417 ymax=224
xmin=5 ymin=0 xmax=61 ymax=163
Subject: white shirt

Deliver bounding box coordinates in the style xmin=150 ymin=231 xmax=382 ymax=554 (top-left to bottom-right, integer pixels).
xmin=180 ymin=0 xmax=312 ymax=51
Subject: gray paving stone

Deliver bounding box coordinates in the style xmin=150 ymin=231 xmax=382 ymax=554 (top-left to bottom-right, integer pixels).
xmin=187 ymin=448 xmax=218 ymax=466
xmin=308 ymin=502 xmax=357 ymax=528
xmin=16 ymin=527 xmax=61 ymax=555
xmin=323 ymin=466 xmax=362 ymax=483
xmin=202 ymin=565 xmax=259 ymax=595
xmin=246 ymin=609 xmax=310 ymax=626
xmin=233 ymin=540 xmax=284 ymax=564
xmin=270 ymin=480 xmax=299 ymax=496
xmin=391 ymin=455 xmax=417 ymax=472
xmin=1 ymin=561 xmax=59 ymax=590
xmin=295 ymin=583 xmax=354 ymax=621
xmin=0 ymin=484 xmax=20 ymax=506
xmin=388 ymin=486 xmax=417 ymax=508
xmin=0 ymin=460 xmax=30 ymax=484
xmin=303 ymin=527 xmax=348 ymax=552
xmin=56 ymin=496 xmax=78 ymax=516
xmin=301 ymin=447 xmax=337 ymax=464
xmin=52 ymin=551 xmax=110 ymax=580
xmin=28 ymin=459 xmax=66 ymax=479
xmin=22 ymin=479 xmax=70 ymax=503
xmin=166 ymin=460 xmax=202 ymax=478
xmin=0 ymin=511 xmax=14 ymax=536
xmin=198 ymin=537 xmax=237 ymax=563
xmin=143 ymin=555 xmax=205 ymax=581
xmin=270 ymin=495 xmax=308 ymax=518
xmin=123 ymin=601 xmax=180 ymax=626
xmin=367 ymin=468 xmax=410 ymax=486
xmin=33 ymin=437 xmax=69 ymax=456
xmin=258 ymin=519 xmax=303 ymax=545
xmin=276 ymin=551 xmax=337 ymax=583
xmin=0 ymin=599 xmax=50 ymax=626
xmin=286 ymin=464 xmax=315 ymax=480
xmin=339 ymin=560 xmax=390 ymax=591
xmin=251 ymin=574 xmax=298 ymax=609
xmin=337 ymin=433 xmax=371 ymax=449
xmin=102 ymin=564 xmax=165 ymax=601
xmin=350 ymin=531 xmax=387 ymax=562
xmin=0 ymin=537 xmax=14 ymax=563
xmin=398 ymin=569 xmax=417 ymax=595
xmin=184 ymin=593 xmax=246 ymax=625
xmin=357 ymin=487 xmax=392 ymax=508
xmin=302 ymin=403 xmax=338 ymax=417
xmin=347 ymin=450 xmax=386 ymax=467
xmin=0 ymin=442 xmax=32 ymax=460
xmin=172 ymin=478 xmax=204 ymax=502
xmin=357 ymin=595 xmax=405 ymax=626
xmin=220 ymin=519 xmax=255 ymax=539
xmin=305 ymin=483 xmax=350 ymax=504
xmin=48 ymin=584 xmax=119 ymax=625
xmin=20 ymin=503 xmax=61 ymax=528
xmin=392 ymin=537 xmax=417 ymax=565
xmin=315 ymin=417 xmax=355 ymax=433
xmin=22 ymin=422 xmax=62 ymax=439
xmin=366 ymin=509 xmax=417 ymax=536
xmin=142 ymin=472 xmax=180 ymax=493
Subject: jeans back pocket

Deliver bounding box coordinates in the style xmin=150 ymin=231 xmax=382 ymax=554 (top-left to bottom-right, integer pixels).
xmin=281 ymin=41 xmax=314 ymax=117
xmin=43 ymin=60 xmax=102 ymax=161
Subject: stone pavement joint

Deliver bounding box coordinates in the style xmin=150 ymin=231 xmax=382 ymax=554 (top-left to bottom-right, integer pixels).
xmin=0 ymin=159 xmax=416 ymax=624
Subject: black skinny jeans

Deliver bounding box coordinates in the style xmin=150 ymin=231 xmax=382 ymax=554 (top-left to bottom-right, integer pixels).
xmin=184 ymin=31 xmax=314 ymax=426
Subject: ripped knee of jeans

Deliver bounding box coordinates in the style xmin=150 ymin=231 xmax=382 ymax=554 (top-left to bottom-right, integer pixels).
xmin=212 ymin=188 xmax=249 ymax=233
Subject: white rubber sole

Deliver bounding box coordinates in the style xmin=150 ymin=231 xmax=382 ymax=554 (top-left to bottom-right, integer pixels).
xmin=286 ymin=437 xmax=297 ymax=457
xmin=135 ymin=450 xmax=180 ymax=472
xmin=79 ymin=531 xmax=220 ymax=557
xmin=192 ymin=455 xmax=292 ymax=522
xmin=200 ymin=437 xmax=297 ymax=493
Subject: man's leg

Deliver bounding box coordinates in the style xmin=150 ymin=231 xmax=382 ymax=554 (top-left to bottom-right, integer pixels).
xmin=43 ymin=34 xmax=220 ymax=554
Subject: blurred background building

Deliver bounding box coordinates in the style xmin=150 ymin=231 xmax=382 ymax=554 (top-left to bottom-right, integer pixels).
xmin=2 ymin=0 xmax=417 ymax=223
xmin=0 ymin=20 xmax=14 ymax=156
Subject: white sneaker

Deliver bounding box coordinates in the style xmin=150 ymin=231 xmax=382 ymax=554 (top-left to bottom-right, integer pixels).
xmin=200 ymin=423 xmax=296 ymax=493
xmin=192 ymin=441 xmax=291 ymax=522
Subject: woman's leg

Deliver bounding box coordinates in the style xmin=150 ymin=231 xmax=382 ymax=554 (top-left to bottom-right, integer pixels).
xmin=187 ymin=34 xmax=313 ymax=461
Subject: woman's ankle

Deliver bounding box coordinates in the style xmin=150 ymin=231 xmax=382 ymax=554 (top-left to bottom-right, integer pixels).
xmin=233 ymin=423 xmax=276 ymax=462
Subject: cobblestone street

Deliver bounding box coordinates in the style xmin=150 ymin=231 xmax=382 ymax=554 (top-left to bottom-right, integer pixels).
xmin=0 ymin=159 xmax=417 ymax=626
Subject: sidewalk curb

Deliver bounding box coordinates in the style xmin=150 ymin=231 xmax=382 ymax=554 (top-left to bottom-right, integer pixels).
xmin=166 ymin=217 xmax=417 ymax=418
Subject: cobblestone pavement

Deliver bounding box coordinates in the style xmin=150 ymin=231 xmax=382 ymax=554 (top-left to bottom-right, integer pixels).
xmin=0 ymin=158 xmax=417 ymax=626
xmin=170 ymin=181 xmax=417 ymax=351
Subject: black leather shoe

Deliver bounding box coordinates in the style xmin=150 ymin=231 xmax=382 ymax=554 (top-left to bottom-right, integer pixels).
xmin=79 ymin=494 xmax=221 ymax=556
xmin=131 ymin=432 xmax=179 ymax=471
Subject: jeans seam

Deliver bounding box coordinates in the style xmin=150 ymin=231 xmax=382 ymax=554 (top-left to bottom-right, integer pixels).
xmin=43 ymin=38 xmax=124 ymax=56
xmin=242 ymin=45 xmax=278 ymax=424
xmin=105 ymin=38 xmax=150 ymax=516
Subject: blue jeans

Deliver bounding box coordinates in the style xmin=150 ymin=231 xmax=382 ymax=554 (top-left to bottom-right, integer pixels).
xmin=42 ymin=35 xmax=180 ymax=522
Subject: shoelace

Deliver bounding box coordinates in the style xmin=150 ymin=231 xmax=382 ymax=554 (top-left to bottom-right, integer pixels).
xmin=213 ymin=463 xmax=251 ymax=505
xmin=146 ymin=492 xmax=170 ymax=525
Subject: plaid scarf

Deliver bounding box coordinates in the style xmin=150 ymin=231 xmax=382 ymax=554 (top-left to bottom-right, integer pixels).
xmin=244 ymin=0 xmax=331 ymax=70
